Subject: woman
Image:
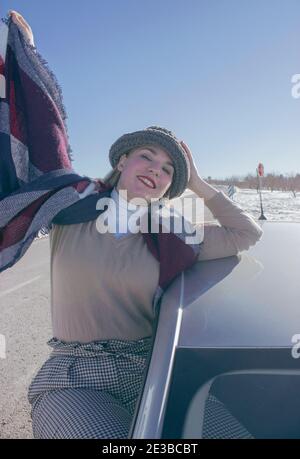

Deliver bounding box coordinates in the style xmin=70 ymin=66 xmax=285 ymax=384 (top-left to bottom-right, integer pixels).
xmin=7 ymin=11 xmax=263 ymax=439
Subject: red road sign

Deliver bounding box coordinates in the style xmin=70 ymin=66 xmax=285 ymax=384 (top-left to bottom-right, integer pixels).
xmin=257 ymin=163 xmax=264 ymax=177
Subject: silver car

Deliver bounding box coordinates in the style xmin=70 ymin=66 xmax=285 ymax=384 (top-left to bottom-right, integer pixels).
xmin=129 ymin=221 xmax=300 ymax=439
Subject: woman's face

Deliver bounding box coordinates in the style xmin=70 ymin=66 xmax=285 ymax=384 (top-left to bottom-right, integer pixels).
xmin=116 ymin=144 xmax=174 ymax=203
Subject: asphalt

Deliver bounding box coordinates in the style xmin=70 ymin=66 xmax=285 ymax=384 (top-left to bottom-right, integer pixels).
xmin=0 ymin=238 xmax=52 ymax=439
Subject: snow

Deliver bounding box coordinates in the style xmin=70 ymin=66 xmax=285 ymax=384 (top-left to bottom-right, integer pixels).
xmin=180 ymin=186 xmax=300 ymax=223
xmin=220 ymin=186 xmax=300 ymax=222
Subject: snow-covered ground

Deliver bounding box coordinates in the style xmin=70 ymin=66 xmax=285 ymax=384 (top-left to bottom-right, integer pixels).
xmin=218 ymin=186 xmax=300 ymax=222
xmin=180 ymin=185 xmax=300 ymax=223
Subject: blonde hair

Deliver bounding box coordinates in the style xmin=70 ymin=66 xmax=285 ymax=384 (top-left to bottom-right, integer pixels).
xmin=101 ymin=167 xmax=122 ymax=189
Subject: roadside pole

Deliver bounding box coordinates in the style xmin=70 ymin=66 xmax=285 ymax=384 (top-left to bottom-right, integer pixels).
xmin=257 ymin=163 xmax=267 ymax=220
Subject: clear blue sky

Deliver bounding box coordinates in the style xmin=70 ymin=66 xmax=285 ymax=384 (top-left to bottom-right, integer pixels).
xmin=1 ymin=0 xmax=299 ymax=179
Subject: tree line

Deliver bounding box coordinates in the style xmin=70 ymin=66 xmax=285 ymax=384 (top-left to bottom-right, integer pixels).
xmin=206 ymin=173 xmax=300 ymax=197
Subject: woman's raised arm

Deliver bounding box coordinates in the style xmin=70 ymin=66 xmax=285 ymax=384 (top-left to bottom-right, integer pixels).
xmin=8 ymin=10 xmax=35 ymax=46
xmin=179 ymin=140 xmax=263 ymax=260
xmin=0 ymin=11 xmax=93 ymax=274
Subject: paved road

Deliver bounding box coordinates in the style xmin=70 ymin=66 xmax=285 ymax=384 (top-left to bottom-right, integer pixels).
xmin=0 ymin=237 xmax=52 ymax=439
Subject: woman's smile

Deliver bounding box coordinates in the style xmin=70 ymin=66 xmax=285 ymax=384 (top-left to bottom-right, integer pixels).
xmin=136 ymin=175 xmax=156 ymax=189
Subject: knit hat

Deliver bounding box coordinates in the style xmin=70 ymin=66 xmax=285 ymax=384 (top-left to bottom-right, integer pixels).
xmin=108 ymin=126 xmax=190 ymax=199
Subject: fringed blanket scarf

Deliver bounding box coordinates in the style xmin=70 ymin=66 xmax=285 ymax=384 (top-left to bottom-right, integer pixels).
xmin=0 ymin=15 xmax=200 ymax=314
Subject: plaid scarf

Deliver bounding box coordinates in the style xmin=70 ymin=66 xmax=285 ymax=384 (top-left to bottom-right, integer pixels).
xmin=0 ymin=15 xmax=200 ymax=314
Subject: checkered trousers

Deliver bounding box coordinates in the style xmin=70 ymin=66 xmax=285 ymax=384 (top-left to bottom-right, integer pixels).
xmin=27 ymin=336 xmax=153 ymax=439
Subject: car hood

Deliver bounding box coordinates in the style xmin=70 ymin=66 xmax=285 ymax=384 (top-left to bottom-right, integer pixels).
xmin=160 ymin=221 xmax=300 ymax=348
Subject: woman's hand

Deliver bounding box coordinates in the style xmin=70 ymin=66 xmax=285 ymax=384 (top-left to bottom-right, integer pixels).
xmin=8 ymin=10 xmax=35 ymax=47
xmin=180 ymin=140 xmax=203 ymax=193
xmin=180 ymin=140 xmax=219 ymax=201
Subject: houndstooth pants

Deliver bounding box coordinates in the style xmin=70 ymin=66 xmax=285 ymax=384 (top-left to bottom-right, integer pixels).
xmin=27 ymin=336 xmax=153 ymax=439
